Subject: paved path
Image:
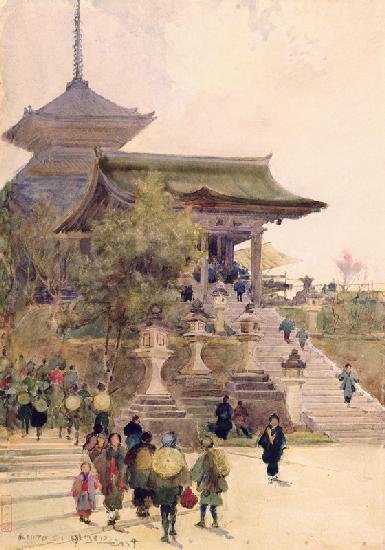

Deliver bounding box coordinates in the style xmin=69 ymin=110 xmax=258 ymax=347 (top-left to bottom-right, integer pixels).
xmin=1 ymin=443 xmax=384 ymax=550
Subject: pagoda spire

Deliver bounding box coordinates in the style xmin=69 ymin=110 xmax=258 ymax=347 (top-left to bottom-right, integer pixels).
xmin=73 ymin=0 xmax=84 ymax=81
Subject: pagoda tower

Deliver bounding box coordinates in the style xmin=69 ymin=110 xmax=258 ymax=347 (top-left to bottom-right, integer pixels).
xmin=3 ymin=0 xmax=155 ymax=218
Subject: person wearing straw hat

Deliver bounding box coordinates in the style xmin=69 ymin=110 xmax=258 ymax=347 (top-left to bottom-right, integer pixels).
xmin=125 ymin=431 xmax=156 ymax=518
xmin=93 ymin=382 xmax=111 ymax=434
xmin=149 ymin=432 xmax=191 ymax=543
xmin=17 ymin=392 xmax=33 ymax=437
xmin=191 ymin=436 xmax=230 ymax=529
xmin=31 ymin=389 xmax=48 ymax=441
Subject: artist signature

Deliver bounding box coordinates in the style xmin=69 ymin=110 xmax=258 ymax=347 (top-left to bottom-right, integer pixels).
xmin=17 ymin=533 xmax=140 ymax=547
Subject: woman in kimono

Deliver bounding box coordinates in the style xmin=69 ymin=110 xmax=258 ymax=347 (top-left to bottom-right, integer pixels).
xmin=258 ymin=413 xmax=286 ymax=483
xmin=83 ymin=423 xmax=108 ymax=464
xmin=72 ymin=462 xmax=99 ymax=524
xmin=338 ymin=363 xmax=359 ymax=407
xmin=94 ymin=432 xmax=126 ymax=526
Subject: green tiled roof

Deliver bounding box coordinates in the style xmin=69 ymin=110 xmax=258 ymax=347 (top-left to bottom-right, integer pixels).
xmin=100 ymin=152 xmax=326 ymax=209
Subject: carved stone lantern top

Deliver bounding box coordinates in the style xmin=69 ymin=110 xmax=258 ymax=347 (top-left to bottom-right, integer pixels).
xmin=238 ymin=305 xmax=260 ymax=334
xmin=282 ymin=348 xmax=306 ymax=378
xmin=183 ymin=299 xmax=212 ymax=334
xmin=139 ymin=305 xmax=171 ymax=349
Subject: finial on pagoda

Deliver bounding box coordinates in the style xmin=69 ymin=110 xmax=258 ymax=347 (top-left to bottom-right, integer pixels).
xmin=73 ymin=0 xmax=84 ymax=81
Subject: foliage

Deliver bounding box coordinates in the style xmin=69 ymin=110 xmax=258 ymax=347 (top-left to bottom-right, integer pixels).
xmin=73 ymin=172 xmax=201 ymax=358
xmin=12 ymin=205 xmax=80 ymax=304
xmin=318 ymin=302 xmax=384 ymax=335
xmin=0 ymin=182 xmax=15 ymax=316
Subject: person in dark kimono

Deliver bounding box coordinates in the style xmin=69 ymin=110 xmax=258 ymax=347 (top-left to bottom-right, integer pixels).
xmin=234 ymin=279 xmax=246 ymax=302
xmin=338 ymin=363 xmax=359 ymax=407
xmin=124 ymin=415 xmax=143 ymax=450
xmin=17 ymin=401 xmax=33 ymax=437
xmin=279 ymin=318 xmax=295 ymax=343
xmin=215 ymin=395 xmax=233 ymax=440
xmin=72 ymin=462 xmax=99 ymax=524
xmin=31 ymin=390 xmax=48 ymax=441
xmin=258 ymin=413 xmax=286 ymax=483
xmin=125 ymin=431 xmax=156 ymax=517
xmin=94 ymin=433 xmax=126 ymax=526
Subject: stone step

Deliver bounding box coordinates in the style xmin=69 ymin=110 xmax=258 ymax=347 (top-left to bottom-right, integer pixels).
xmin=230 ymin=390 xmax=283 ymax=400
xmin=181 ymin=388 xmax=223 ymax=398
xmin=315 ymin=422 xmax=385 ymax=431
xmin=123 ymin=409 xmax=187 ymax=419
xmin=126 ymin=403 xmax=179 ymax=412
xmin=227 ymin=381 xmax=275 ymax=391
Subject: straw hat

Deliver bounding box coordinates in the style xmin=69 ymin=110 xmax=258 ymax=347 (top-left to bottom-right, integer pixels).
xmin=93 ymin=392 xmax=111 ymax=412
xmin=17 ymin=392 xmax=30 ymax=405
xmin=33 ymin=398 xmax=48 ymax=413
xmin=152 ymin=447 xmax=184 ymax=479
xmin=65 ymin=394 xmax=81 ymax=411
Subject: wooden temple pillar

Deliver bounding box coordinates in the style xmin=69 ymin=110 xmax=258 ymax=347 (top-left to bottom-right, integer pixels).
xmin=200 ymin=233 xmax=209 ymax=302
xmin=224 ymin=235 xmax=234 ymax=268
xmin=251 ymin=227 xmax=264 ymax=306
xmin=216 ymin=235 xmax=223 ymax=262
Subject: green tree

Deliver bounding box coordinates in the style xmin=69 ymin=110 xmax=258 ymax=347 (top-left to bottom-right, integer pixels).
xmin=74 ymin=172 xmax=201 ymax=387
xmin=0 ymin=182 xmax=16 ymax=324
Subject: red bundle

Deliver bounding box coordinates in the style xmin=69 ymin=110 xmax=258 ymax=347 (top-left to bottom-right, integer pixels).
xmin=180 ymin=487 xmax=198 ymax=509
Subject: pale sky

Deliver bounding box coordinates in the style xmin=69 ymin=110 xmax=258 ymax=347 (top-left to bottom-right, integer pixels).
xmin=0 ymin=0 xmax=384 ymax=288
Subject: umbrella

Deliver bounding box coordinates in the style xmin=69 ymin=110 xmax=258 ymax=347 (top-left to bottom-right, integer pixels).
xmin=234 ymin=241 xmax=299 ymax=272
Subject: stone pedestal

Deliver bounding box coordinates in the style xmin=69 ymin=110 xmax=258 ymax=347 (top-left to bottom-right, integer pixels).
xmin=211 ymin=283 xmax=229 ymax=336
xmin=179 ymin=300 xmax=213 ymax=381
xmin=176 ymin=301 xmax=223 ymax=426
xmin=237 ymin=307 xmax=263 ymax=372
xmin=304 ymin=305 xmax=322 ymax=336
xmin=281 ymin=349 xmax=306 ymax=428
xmin=213 ymin=295 xmax=227 ymax=335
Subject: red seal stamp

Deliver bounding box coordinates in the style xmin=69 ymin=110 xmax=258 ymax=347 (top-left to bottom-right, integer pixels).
xmin=1 ymin=496 xmax=12 ymax=532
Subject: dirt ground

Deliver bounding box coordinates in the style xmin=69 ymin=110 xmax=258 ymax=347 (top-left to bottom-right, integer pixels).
xmin=2 ymin=443 xmax=384 ymax=550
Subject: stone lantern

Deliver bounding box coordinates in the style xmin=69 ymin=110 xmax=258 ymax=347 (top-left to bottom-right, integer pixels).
xmin=118 ymin=305 xmax=199 ymax=449
xmin=179 ymin=300 xmax=213 ymax=384
xmin=281 ymin=349 xmax=307 ymax=428
xmin=135 ymin=306 xmax=174 ymax=396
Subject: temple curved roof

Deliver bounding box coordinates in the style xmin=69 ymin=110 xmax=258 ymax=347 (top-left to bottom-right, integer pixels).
xmin=99 ymin=152 xmax=327 ymax=210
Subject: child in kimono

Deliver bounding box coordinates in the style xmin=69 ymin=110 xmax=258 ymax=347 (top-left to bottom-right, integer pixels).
xmin=72 ymin=462 xmax=99 ymax=524
xmin=258 ymin=413 xmax=286 ymax=483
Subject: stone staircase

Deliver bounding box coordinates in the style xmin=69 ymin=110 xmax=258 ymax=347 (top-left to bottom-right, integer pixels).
xmin=176 ymin=385 xmax=223 ymax=427
xmin=222 ymin=295 xmax=385 ymax=443
xmin=0 ymin=430 xmax=91 ymax=536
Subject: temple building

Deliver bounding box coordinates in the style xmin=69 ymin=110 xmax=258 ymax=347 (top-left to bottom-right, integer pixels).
xmin=2 ymin=0 xmax=326 ymax=306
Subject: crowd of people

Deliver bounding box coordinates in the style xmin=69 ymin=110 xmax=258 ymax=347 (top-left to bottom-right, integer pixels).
xmin=0 ymin=348 xmax=99 ymax=442
xmin=75 ymin=396 xmax=288 ymax=541
xmin=80 ymin=421 xmax=233 ymax=542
